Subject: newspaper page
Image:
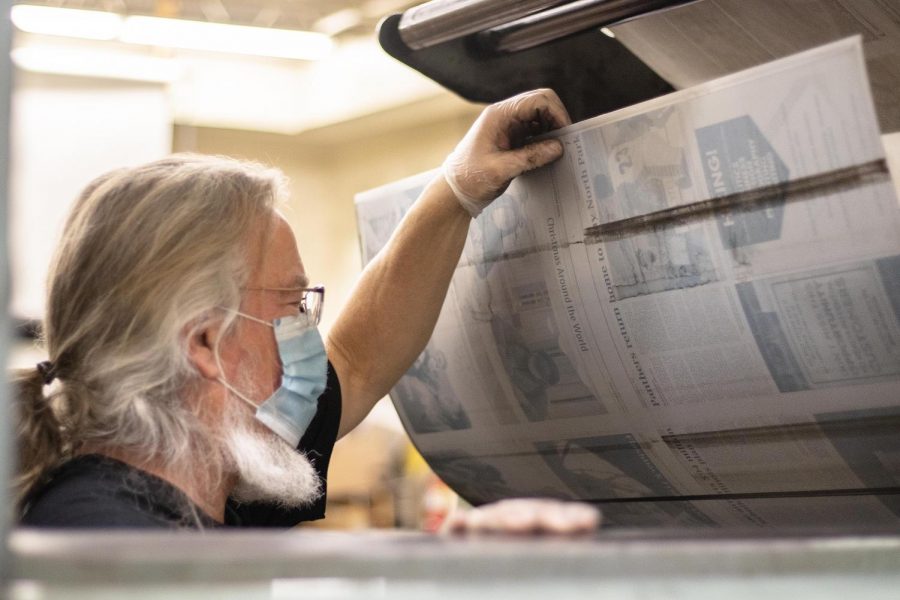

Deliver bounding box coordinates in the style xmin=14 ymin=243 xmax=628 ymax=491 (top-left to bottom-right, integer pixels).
xmin=355 ymin=38 xmax=900 ymax=528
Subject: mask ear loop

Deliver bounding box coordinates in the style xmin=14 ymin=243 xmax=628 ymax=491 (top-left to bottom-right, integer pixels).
xmin=217 ymin=377 xmax=260 ymax=412
xmin=232 ymin=310 xmax=275 ymax=328
xmin=213 ymin=307 xmax=273 ymax=412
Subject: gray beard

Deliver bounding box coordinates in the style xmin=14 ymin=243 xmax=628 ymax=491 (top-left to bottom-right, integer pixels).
xmin=222 ymin=394 xmax=322 ymax=508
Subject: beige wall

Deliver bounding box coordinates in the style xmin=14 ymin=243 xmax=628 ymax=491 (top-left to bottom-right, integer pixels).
xmin=174 ymin=95 xmax=482 ymax=336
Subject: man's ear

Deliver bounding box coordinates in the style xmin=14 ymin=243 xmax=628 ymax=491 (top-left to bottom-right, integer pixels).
xmin=187 ymin=322 xmax=223 ymax=380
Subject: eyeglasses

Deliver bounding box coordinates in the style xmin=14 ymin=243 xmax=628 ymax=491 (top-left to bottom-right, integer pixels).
xmin=242 ymin=285 xmax=325 ymax=325
xmin=298 ymin=286 xmax=325 ymax=325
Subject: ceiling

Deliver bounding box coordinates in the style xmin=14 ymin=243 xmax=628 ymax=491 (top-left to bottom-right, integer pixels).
xmin=15 ymin=0 xmax=421 ymax=36
xmin=8 ymin=0 xmax=471 ymax=134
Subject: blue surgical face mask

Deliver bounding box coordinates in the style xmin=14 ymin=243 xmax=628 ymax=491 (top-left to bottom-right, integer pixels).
xmin=219 ymin=311 xmax=328 ymax=448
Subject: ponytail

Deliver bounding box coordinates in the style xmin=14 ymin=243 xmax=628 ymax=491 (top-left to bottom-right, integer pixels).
xmin=13 ymin=367 xmax=66 ymax=507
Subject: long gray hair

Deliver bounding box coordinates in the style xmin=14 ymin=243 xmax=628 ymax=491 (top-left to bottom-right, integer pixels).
xmin=14 ymin=153 xmax=286 ymax=505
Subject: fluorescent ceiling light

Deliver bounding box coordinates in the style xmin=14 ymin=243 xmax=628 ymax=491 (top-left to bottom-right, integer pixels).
xmin=10 ymin=5 xmax=123 ymax=40
xmin=121 ymin=16 xmax=333 ymax=61
xmin=362 ymin=0 xmax=413 ymax=18
xmin=11 ymin=46 xmax=182 ymax=83
xmin=313 ymin=8 xmax=363 ymax=36
xmin=600 ymin=27 xmax=615 ymax=38
xmin=9 ymin=6 xmax=333 ymax=61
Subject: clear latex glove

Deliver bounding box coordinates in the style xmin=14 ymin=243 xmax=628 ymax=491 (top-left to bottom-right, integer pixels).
xmin=443 ymin=498 xmax=601 ymax=535
xmin=443 ymin=88 xmax=572 ymax=218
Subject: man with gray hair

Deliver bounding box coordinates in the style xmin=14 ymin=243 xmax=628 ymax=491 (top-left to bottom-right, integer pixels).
xmin=12 ymin=90 xmax=599 ymax=532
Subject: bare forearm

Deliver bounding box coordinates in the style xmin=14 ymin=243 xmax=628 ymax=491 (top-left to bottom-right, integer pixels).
xmin=328 ymin=89 xmax=570 ymax=438
xmin=328 ymin=175 xmax=469 ymax=436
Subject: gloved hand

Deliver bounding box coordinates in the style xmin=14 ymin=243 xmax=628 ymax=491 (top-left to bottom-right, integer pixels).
xmin=444 ymin=498 xmax=601 ymax=535
xmin=443 ymin=88 xmax=572 ymax=218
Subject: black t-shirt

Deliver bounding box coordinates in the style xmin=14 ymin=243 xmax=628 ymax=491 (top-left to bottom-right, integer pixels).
xmin=19 ymin=362 xmax=342 ymax=529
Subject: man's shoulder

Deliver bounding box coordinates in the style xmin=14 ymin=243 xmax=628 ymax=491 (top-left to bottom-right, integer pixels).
xmin=20 ymin=454 xmax=208 ymax=529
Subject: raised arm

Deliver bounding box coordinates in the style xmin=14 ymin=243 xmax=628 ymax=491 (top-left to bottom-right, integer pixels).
xmin=328 ymin=89 xmax=571 ymax=438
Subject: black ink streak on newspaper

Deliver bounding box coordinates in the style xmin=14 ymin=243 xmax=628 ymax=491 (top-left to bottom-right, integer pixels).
xmin=583 ymin=159 xmax=891 ymax=244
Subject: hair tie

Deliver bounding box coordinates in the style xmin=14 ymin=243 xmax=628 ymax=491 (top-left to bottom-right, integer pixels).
xmin=36 ymin=361 xmax=57 ymax=385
